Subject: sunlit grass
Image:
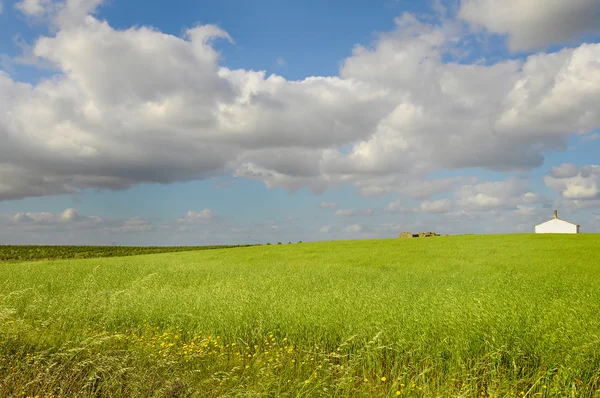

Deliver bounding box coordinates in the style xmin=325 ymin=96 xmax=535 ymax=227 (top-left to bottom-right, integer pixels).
xmin=1 ymin=234 xmax=600 ymax=396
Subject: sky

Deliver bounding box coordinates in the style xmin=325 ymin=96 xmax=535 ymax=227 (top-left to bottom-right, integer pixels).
xmin=0 ymin=0 xmax=599 ymax=245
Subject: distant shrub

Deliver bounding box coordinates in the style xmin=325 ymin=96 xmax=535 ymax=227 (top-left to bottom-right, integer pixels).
xmin=266 ymin=243 xmax=271 ymax=246
xmin=277 ymin=242 xmax=282 ymax=245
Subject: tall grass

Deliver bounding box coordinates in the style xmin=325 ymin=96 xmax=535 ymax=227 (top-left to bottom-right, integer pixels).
xmin=1 ymin=234 xmax=599 ymax=397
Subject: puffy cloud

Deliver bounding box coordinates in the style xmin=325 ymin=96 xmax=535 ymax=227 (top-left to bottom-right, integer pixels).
xmin=335 ymin=209 xmax=373 ymax=217
xmin=0 ymin=9 xmax=599 ymax=203
xmin=420 ymin=199 xmax=451 ymax=213
xmin=177 ymin=209 xmax=216 ymax=224
xmin=571 ymin=199 xmax=600 ymax=210
xmin=354 ymin=176 xmax=478 ymax=199
xmin=459 ymin=0 xmax=600 ymax=51
xmin=15 ymin=0 xmax=104 ymax=29
xmin=514 ymin=205 xmax=538 ymax=218
xmin=319 ymin=225 xmax=331 ymax=233
xmin=101 ymin=216 xmax=154 ymax=233
xmin=15 ymin=0 xmax=51 ymax=17
xmin=455 ymin=178 xmax=544 ymax=211
xmin=60 ymin=207 xmax=80 ymax=222
xmin=344 ymin=224 xmax=362 ymax=233
xmin=385 ymin=199 xmax=407 ymax=213
xmin=319 ymin=202 xmax=338 ymax=209
xmin=545 ymin=164 xmax=600 ymax=199
xmin=385 ymin=198 xmax=452 ymax=214
xmin=2 ymin=208 xmax=151 ymax=234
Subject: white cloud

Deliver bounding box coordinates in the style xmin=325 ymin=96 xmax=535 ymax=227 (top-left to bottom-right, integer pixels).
xmin=319 ymin=202 xmax=338 ymax=209
xmin=571 ymin=199 xmax=600 ymax=210
xmin=319 ymin=225 xmax=331 ymax=233
xmin=354 ymin=177 xmax=478 ymax=199
xmin=459 ymin=0 xmax=600 ymax=51
xmin=177 ymin=209 xmax=215 ymax=224
xmin=2 ymin=208 xmax=151 ymax=234
xmin=0 ymin=10 xmax=599 ymax=203
xmin=275 ymin=56 xmax=286 ymax=67
xmin=15 ymin=0 xmax=105 ymax=29
xmin=344 ymin=224 xmax=362 ymax=233
xmin=386 ymin=198 xmax=452 ymax=214
xmin=15 ymin=0 xmax=51 ymax=17
xmin=455 ymin=178 xmax=544 ymax=211
xmin=514 ymin=205 xmax=537 ymax=218
xmin=420 ymin=199 xmax=451 ymax=213
xmin=385 ymin=199 xmax=406 ymax=213
xmin=335 ymin=208 xmax=373 ymax=217
xmin=545 ymin=164 xmax=600 ymax=200
xmin=60 ymin=207 xmax=80 ymax=222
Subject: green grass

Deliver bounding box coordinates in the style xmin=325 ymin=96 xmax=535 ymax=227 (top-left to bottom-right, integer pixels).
xmin=1 ymin=235 xmax=599 ymax=397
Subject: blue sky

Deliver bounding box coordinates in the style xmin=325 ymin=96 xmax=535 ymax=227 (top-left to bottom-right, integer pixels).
xmin=0 ymin=0 xmax=599 ymax=245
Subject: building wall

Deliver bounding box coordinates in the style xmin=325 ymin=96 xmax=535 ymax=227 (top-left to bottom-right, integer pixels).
xmin=535 ymin=219 xmax=579 ymax=234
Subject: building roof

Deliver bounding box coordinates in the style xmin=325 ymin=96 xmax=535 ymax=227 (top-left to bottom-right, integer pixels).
xmin=535 ymin=218 xmax=580 ymax=228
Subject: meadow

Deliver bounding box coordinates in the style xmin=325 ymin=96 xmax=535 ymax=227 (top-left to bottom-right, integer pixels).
xmin=1 ymin=235 xmax=599 ymax=397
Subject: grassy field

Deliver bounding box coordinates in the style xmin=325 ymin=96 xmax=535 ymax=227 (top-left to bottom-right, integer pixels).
xmin=1 ymin=235 xmax=599 ymax=397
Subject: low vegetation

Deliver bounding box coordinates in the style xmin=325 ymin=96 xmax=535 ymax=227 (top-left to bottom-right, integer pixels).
xmin=0 ymin=244 xmax=253 ymax=263
xmin=1 ymin=235 xmax=599 ymax=397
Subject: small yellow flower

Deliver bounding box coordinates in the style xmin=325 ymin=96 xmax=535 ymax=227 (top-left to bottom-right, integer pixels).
xmin=396 ymin=392 xmax=401 ymax=396
xmin=364 ymin=378 xmax=368 ymax=382
xmin=381 ymin=377 xmax=387 ymax=382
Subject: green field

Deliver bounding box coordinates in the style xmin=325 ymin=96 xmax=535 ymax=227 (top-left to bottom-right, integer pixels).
xmin=1 ymin=235 xmax=599 ymax=397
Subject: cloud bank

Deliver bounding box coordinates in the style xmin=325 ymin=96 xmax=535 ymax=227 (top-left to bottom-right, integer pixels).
xmin=0 ymin=0 xmax=599 ymax=206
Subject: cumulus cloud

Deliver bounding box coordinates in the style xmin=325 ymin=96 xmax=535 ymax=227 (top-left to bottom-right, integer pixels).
xmin=455 ymin=178 xmax=545 ymax=211
xmin=335 ymin=208 xmax=373 ymax=217
xmin=385 ymin=198 xmax=453 ymax=214
xmin=15 ymin=0 xmax=104 ymax=29
xmin=319 ymin=202 xmax=338 ymax=209
xmin=344 ymin=224 xmax=362 ymax=233
xmin=385 ymin=199 xmax=407 ymax=213
xmin=545 ymin=164 xmax=600 ymax=200
xmin=15 ymin=0 xmax=51 ymax=17
xmin=1 ymin=208 xmax=154 ymax=234
xmin=420 ymin=199 xmax=451 ymax=213
xmin=319 ymin=225 xmax=331 ymax=233
xmin=0 ymin=8 xmax=599 ymax=203
xmin=177 ymin=209 xmax=216 ymax=224
xmin=459 ymin=0 xmax=600 ymax=51
xmin=571 ymin=199 xmax=600 ymax=210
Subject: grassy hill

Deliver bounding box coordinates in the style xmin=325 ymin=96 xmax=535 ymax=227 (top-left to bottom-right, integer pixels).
xmin=1 ymin=235 xmax=599 ymax=397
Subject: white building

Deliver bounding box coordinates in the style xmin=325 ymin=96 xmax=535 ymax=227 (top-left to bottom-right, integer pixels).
xmin=535 ymin=210 xmax=580 ymax=234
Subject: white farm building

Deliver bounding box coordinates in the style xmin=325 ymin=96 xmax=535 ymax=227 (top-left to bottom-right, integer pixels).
xmin=535 ymin=210 xmax=580 ymax=234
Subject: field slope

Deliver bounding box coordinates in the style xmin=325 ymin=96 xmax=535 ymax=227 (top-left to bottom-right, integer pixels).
xmin=1 ymin=235 xmax=600 ymax=397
